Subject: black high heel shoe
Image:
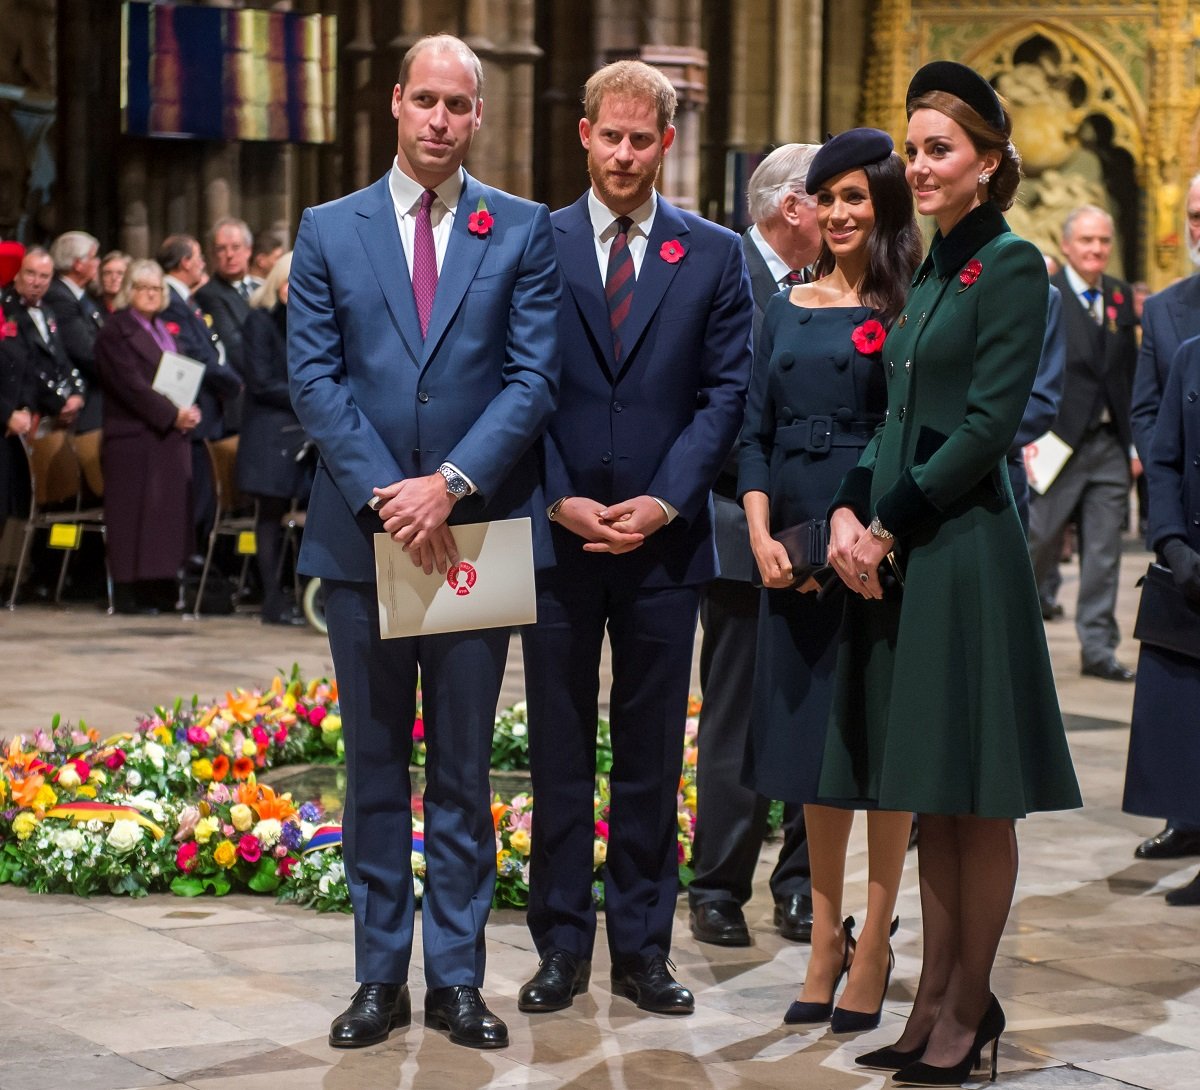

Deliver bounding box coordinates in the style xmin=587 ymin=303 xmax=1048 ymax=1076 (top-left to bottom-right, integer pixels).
xmin=783 ymin=916 xmax=855 ymax=1024
xmin=892 ymin=993 xmax=1005 ymax=1087
xmin=831 ymin=916 xmax=900 ymax=1034
xmin=856 ymin=1039 xmax=928 ymax=1071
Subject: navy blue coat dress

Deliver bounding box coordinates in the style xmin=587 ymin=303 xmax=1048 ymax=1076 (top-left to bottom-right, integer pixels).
xmin=1123 ymin=333 xmax=1200 ymax=822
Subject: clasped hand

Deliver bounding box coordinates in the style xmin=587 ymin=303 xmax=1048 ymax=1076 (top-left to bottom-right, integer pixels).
xmin=554 ymin=495 xmax=668 ymax=554
xmin=374 ymin=474 xmax=459 ymax=574
xmin=828 ymin=507 xmax=892 ymax=600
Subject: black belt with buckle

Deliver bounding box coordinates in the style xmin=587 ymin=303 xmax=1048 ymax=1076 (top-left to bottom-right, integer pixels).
xmin=774 ymin=415 xmax=879 ymax=454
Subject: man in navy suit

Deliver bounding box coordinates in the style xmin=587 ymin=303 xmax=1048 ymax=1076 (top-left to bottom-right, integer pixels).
xmin=288 ymin=34 xmax=560 ymax=1051
xmin=46 ymin=231 xmax=104 ymax=433
xmin=518 ymin=60 xmax=752 ymax=1016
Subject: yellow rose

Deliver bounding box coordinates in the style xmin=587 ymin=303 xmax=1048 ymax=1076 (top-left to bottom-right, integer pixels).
xmin=76 ymin=785 xmax=96 ymax=799
xmin=593 ymin=839 xmax=607 ymax=868
xmin=213 ymin=840 xmax=237 ymax=868
xmin=34 ymin=784 xmax=58 ymax=811
xmin=230 ymin=804 xmax=254 ymax=832
xmin=56 ymin=765 xmax=82 ymax=790
xmin=241 ymin=739 xmax=257 ymax=758
xmin=12 ymin=812 xmax=39 ymax=840
xmin=194 ymin=816 xmax=220 ymax=844
xmin=89 ymin=769 xmax=107 ymax=786
xmin=509 ymin=829 xmax=531 ymax=856
xmin=191 ymin=759 xmax=214 ymax=782
xmin=320 ymin=713 xmax=342 ymax=733
xmin=496 ymin=848 xmax=510 ymax=869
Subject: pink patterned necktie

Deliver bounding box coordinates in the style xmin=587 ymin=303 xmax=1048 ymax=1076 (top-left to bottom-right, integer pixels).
xmin=412 ymin=189 xmax=438 ymax=338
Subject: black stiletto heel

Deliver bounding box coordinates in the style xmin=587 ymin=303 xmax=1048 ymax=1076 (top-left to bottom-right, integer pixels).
xmin=831 ymin=915 xmax=900 ymax=1034
xmin=892 ymin=994 xmax=1005 ymax=1087
xmin=783 ymin=916 xmax=855 ymax=1024
xmin=856 ymin=1039 xmax=928 ymax=1071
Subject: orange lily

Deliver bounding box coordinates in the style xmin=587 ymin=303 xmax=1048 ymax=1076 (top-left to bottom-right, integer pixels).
xmin=490 ymin=800 xmax=509 ymax=829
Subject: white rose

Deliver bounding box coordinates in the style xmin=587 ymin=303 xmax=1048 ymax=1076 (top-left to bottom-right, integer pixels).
xmin=56 ymin=765 xmax=82 ymax=790
xmin=253 ymin=818 xmax=282 ymax=848
xmin=124 ymin=769 xmax=142 ymax=788
xmin=143 ymin=741 xmax=165 ymax=770
xmin=511 ymin=700 xmax=527 ymax=716
xmin=318 ymin=874 xmax=332 ymax=894
xmin=105 ymin=820 xmax=143 ymax=855
xmin=328 ymin=861 xmax=345 ymax=884
xmin=56 ymin=829 xmax=85 ymax=854
xmin=511 ymin=722 xmax=527 ymax=738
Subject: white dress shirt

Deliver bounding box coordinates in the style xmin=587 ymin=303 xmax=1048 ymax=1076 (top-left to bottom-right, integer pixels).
xmin=748 ymin=225 xmax=793 ymax=286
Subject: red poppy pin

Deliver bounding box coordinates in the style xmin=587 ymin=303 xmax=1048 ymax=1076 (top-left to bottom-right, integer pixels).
xmin=660 ymin=239 xmax=685 ymax=264
xmin=1 ymin=319 xmax=15 ymax=339
xmin=1112 ymin=289 xmax=1125 ymax=305
xmin=48 ymin=319 xmax=57 ymax=334
xmin=851 ymin=319 xmax=886 ymax=356
xmin=467 ymin=198 xmax=493 ymax=238
xmin=165 ymin=321 xmax=181 ymax=336
xmin=957 ymin=259 xmax=983 ymax=291
xmin=1106 ymin=305 xmax=1118 ymax=322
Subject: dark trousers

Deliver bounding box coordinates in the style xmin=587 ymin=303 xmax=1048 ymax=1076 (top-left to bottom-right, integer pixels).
xmin=688 ymin=577 xmax=809 ymax=907
xmin=522 ymin=569 xmax=700 ymax=963
xmin=254 ymin=495 xmax=290 ymax=616
xmin=324 ymin=580 xmax=508 ymax=987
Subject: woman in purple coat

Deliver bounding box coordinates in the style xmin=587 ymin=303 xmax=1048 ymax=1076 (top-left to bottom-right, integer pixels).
xmin=94 ymin=260 xmax=202 ymax=614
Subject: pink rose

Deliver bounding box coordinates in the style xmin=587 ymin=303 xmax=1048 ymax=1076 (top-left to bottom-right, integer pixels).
xmin=309 ymin=707 xmax=327 ymax=727
xmin=594 ymin=820 xmax=610 ymax=841
xmin=176 ymin=841 xmax=199 ymax=872
xmin=412 ymin=716 xmax=425 ymax=742
xmin=105 ymin=749 xmax=126 ymax=770
xmin=186 ymin=726 xmax=211 ymax=746
xmin=273 ymin=728 xmax=288 ymax=745
xmin=237 ymin=835 xmax=262 ymax=863
xmin=276 ymin=856 xmax=297 ymax=878
xmin=252 ymin=726 xmax=269 ymax=745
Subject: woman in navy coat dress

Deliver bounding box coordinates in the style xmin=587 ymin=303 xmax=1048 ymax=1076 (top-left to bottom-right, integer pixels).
xmin=1124 ymin=332 xmax=1200 ymax=905
xmin=235 ymin=252 xmax=313 ymax=625
xmin=738 ymin=129 xmax=922 ymax=1032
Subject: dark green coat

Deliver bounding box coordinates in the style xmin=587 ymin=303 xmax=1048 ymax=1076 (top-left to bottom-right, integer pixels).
xmin=820 ymin=203 xmax=1082 ymax=818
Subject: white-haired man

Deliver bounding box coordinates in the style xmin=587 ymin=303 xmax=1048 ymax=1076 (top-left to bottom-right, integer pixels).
xmin=687 ymin=143 xmax=821 ymax=949
xmin=45 ymin=230 xmax=104 ymax=432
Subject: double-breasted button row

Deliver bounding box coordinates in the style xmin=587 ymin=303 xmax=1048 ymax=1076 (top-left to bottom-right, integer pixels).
xmin=601 ymin=452 xmax=612 ymax=465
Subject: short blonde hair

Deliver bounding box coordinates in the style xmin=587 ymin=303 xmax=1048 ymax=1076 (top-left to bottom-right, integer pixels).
xmin=114 ymin=259 xmax=168 ymax=314
xmin=583 ymin=60 xmax=677 ymax=133
xmin=250 ymin=250 xmax=292 ymax=309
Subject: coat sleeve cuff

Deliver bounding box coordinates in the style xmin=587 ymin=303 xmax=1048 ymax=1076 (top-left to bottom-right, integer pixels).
xmin=828 ymin=466 xmax=874 ymax=523
xmin=874 ymin=467 xmax=942 ymax=538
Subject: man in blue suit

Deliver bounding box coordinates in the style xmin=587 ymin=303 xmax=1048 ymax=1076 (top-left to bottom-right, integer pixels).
xmin=288 ymin=34 xmax=560 ymax=1051
xmin=518 ymin=60 xmax=753 ymax=1017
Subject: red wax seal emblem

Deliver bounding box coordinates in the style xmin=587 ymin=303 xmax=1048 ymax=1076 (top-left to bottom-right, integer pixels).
xmin=446 ymin=561 xmax=477 ymax=596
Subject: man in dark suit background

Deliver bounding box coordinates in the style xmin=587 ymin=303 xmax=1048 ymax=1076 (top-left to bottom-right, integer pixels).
xmin=518 ymin=60 xmax=752 ymax=1017
xmin=288 ymin=34 xmax=560 ymax=1051
xmin=687 ymin=143 xmax=820 ymax=949
xmin=195 ymin=217 xmax=254 ymax=403
xmin=1029 ymin=205 xmax=1139 ymax=681
xmin=1128 ymin=173 xmax=1200 ymax=860
xmin=45 ymin=230 xmax=104 ymax=433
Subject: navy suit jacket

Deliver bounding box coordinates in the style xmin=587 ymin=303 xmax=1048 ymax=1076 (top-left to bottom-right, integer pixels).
xmin=288 ymin=170 xmax=561 ymax=583
xmin=1131 ymin=274 xmax=1200 ymax=462
xmin=543 ymin=192 xmax=753 ymax=588
xmin=162 ymin=286 xmax=241 ymax=441
xmin=1146 ymin=333 xmax=1200 ymax=554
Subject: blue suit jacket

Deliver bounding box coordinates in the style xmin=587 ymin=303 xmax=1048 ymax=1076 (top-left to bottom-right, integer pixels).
xmin=288 ymin=171 xmax=561 ymax=583
xmin=162 ymin=286 xmax=241 ymax=441
xmin=542 ymin=192 xmax=752 ymax=587
xmin=1146 ymin=332 xmax=1200 ymax=554
xmin=1131 ymin=274 xmax=1200 ymax=462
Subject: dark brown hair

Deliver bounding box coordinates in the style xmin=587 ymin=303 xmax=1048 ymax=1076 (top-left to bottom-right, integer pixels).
xmin=811 ymin=152 xmax=923 ymax=325
xmin=906 ymin=89 xmax=1021 ymax=211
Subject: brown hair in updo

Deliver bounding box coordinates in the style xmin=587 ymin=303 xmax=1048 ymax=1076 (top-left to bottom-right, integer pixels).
xmin=906 ymin=89 xmax=1022 ymax=211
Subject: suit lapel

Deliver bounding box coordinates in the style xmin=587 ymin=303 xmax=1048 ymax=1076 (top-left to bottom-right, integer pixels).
xmin=1167 ymin=274 xmax=1200 ymax=348
xmin=421 ymin=172 xmax=490 ymax=368
xmin=742 ymin=230 xmax=778 ymax=313
xmin=354 ymin=175 xmax=422 ymax=366
xmin=556 ymin=194 xmax=615 ymax=373
xmin=616 ymin=197 xmax=689 ymax=374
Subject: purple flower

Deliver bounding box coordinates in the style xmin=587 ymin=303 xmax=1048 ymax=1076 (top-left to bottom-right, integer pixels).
xmin=298 ymin=802 xmax=321 ymax=823
xmin=281 ymin=821 xmax=304 ymax=850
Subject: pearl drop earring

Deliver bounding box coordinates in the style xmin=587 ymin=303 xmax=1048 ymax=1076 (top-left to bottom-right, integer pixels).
xmin=978 ymin=172 xmax=992 ymax=185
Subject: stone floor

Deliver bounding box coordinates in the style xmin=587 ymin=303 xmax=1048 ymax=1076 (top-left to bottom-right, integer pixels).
xmin=3 ymin=540 xmax=1200 ymax=1089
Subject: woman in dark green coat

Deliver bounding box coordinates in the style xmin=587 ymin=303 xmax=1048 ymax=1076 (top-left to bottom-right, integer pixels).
xmin=823 ymin=62 xmax=1081 ymax=1086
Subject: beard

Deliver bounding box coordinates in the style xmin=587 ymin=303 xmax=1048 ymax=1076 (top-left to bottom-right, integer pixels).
xmin=586 ymin=152 xmax=660 ymax=213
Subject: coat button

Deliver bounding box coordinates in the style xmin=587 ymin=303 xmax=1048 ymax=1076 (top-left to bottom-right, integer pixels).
xmin=899 ymin=407 xmax=906 ymax=421
xmin=780 ymin=406 xmax=793 ymax=423
xmin=778 ymin=351 xmax=795 ymax=370
xmin=905 ymin=360 xmax=912 ymax=372
xmin=417 ymin=391 xmax=430 ymax=403
xmin=613 ymin=401 xmax=623 ymax=413
xmin=1190 ymin=391 xmax=1198 ymax=403
xmin=885 ymin=408 xmax=890 ymax=420
xmin=1194 ymin=456 xmax=1200 ymax=468
xmin=888 ymin=362 xmax=895 ymax=376
xmin=601 ymin=452 xmax=612 ymax=465
xmin=412 ymin=448 xmax=420 ymax=459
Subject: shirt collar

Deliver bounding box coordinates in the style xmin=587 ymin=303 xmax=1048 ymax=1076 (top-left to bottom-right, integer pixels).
xmin=389 ymin=159 xmax=465 ymax=215
xmin=587 ymin=189 xmax=657 ymax=242
xmin=1063 ymin=263 xmax=1099 ymax=297
xmin=164 ymin=274 xmax=191 ymax=304
xmin=59 ymin=276 xmax=86 ymax=301
xmin=748 ymin=224 xmax=792 ymax=284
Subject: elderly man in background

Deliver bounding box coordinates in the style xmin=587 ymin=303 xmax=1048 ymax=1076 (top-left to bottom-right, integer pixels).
xmin=196 ymin=217 xmax=256 ymax=408
xmin=687 ymin=143 xmax=821 ymax=950
xmin=249 ymin=228 xmax=286 ymax=286
xmin=45 ymin=230 xmax=105 ymax=433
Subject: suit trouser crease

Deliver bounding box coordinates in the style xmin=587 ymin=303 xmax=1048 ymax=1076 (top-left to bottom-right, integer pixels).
xmin=325 ymin=579 xmax=505 ymax=988
xmin=1028 ymin=428 xmax=1129 ymax=664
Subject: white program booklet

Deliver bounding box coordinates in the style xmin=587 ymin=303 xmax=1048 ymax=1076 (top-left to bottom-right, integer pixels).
xmin=151 ymin=351 xmax=205 ymax=409
xmin=1023 ymin=430 xmax=1074 ymax=495
xmin=374 ymin=517 xmax=537 ymax=639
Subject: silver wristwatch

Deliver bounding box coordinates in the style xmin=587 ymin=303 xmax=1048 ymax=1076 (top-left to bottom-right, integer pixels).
xmin=868 ymin=516 xmax=894 ymax=542
xmin=438 ymin=464 xmax=470 ymax=499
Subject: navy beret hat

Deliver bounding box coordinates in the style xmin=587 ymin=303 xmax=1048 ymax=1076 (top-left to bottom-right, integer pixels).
xmin=805 ymin=128 xmax=895 ymax=194
xmin=906 ymin=60 xmax=1006 ymax=133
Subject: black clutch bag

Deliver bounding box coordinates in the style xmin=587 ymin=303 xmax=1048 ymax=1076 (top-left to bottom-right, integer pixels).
xmin=773 ymin=518 xmax=829 ymax=586
xmin=1133 ymin=562 xmax=1200 ymax=660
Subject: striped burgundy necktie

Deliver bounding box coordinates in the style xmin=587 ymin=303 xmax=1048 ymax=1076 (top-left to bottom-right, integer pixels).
xmin=412 ymin=189 xmax=438 ymax=339
xmin=605 ymin=216 xmax=635 ymax=361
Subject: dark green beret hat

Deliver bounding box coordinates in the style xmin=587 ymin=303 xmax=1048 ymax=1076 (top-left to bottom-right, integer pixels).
xmin=906 ymin=60 xmax=1005 ymax=132
xmin=805 ymin=128 xmax=894 ymax=194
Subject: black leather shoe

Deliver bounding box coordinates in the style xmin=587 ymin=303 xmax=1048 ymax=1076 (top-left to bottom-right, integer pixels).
xmin=1166 ymin=871 xmax=1200 ymax=905
xmin=689 ymin=899 xmax=750 ymax=947
xmin=610 ymin=954 xmax=694 ymax=1014
xmin=1040 ymin=599 xmax=1064 ymax=620
xmin=518 ymin=950 xmax=591 ymax=1012
xmin=424 ymin=985 xmax=508 ymax=1048
xmin=774 ymin=894 xmax=814 ymax=942
xmin=328 ymin=983 xmax=410 ymax=1048
xmin=1136 ymin=825 xmax=1200 ymax=860
xmin=262 ymin=604 xmax=309 ymax=626
xmin=1081 ymin=657 xmax=1135 ymax=682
